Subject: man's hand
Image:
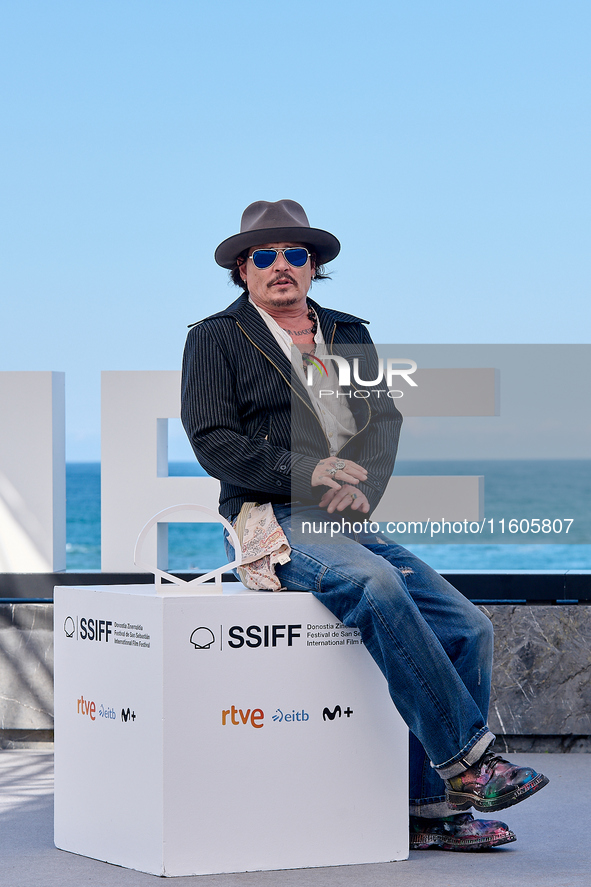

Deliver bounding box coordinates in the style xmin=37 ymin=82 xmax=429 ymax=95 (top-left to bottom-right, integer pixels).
xmin=319 ymin=485 xmax=370 ymax=514
xmin=311 ymin=457 xmax=367 ymax=491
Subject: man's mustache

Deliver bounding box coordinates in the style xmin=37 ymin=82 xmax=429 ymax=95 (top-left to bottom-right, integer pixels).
xmin=268 ymin=273 xmax=297 ymax=287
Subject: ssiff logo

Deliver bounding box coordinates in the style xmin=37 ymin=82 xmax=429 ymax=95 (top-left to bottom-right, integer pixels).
xmin=190 ymin=627 xmax=215 ymax=649
xmin=65 ymin=617 xmax=113 ymax=642
xmin=64 ymin=617 xmax=75 ymax=637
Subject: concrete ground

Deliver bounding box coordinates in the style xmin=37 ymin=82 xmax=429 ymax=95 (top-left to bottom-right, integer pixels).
xmin=1 ymin=751 xmax=588 ymax=887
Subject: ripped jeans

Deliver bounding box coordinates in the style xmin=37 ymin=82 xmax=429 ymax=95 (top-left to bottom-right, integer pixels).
xmin=273 ymin=505 xmax=494 ymax=817
xmin=227 ymin=503 xmax=495 ymax=817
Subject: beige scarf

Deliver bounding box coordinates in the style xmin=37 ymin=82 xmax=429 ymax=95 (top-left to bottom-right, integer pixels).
xmin=234 ymin=502 xmax=291 ymax=591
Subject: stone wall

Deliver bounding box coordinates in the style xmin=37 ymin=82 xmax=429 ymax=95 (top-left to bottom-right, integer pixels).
xmin=1 ymin=602 xmax=591 ymax=750
xmin=484 ymin=604 xmax=591 ymax=751
xmin=0 ymin=603 xmax=53 ymax=747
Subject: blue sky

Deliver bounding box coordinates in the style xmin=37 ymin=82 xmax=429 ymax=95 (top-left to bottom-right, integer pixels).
xmin=2 ymin=0 xmax=590 ymax=459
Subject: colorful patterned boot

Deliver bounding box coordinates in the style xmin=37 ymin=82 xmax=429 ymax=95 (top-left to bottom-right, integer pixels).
xmin=445 ymin=750 xmax=549 ymax=812
xmin=410 ymin=812 xmax=516 ymax=851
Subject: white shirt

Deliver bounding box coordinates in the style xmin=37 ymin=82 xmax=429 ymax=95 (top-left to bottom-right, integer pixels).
xmin=249 ymin=297 xmax=357 ymax=456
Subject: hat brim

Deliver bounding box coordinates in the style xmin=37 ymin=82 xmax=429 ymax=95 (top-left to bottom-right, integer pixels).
xmin=215 ymin=226 xmax=340 ymax=269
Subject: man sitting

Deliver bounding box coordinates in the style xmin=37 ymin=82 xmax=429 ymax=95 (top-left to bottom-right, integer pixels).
xmin=181 ymin=199 xmax=548 ymax=851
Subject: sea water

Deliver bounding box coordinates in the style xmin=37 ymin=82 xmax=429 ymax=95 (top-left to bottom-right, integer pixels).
xmin=66 ymin=461 xmax=591 ymax=572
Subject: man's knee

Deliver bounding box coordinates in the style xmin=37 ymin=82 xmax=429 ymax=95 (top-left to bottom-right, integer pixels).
xmin=466 ymin=606 xmax=494 ymax=656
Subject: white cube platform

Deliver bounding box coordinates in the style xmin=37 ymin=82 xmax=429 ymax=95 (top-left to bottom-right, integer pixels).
xmin=54 ymin=583 xmax=408 ymax=877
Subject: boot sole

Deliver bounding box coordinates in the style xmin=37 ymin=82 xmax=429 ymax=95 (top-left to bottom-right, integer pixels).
xmin=411 ymin=830 xmax=516 ymax=851
xmin=447 ymin=773 xmax=549 ymax=813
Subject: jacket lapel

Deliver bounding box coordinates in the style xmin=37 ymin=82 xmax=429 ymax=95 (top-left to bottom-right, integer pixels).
xmin=232 ymin=298 xmax=295 ymax=377
xmin=193 ymin=293 xmax=372 ymax=409
xmin=231 ymin=298 xmax=318 ymax=404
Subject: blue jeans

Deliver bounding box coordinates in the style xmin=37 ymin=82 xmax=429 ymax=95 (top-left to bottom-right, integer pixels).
xmin=227 ymin=503 xmax=495 ymax=817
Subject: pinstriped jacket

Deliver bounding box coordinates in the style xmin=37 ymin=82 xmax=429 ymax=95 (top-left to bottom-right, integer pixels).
xmin=180 ymin=292 xmax=402 ymax=520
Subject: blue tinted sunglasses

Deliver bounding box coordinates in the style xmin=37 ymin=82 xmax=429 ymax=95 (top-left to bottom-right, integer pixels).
xmin=248 ymin=247 xmax=311 ymax=269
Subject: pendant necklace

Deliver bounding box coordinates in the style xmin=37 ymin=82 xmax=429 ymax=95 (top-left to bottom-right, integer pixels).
xmin=282 ymin=306 xmax=318 ymax=338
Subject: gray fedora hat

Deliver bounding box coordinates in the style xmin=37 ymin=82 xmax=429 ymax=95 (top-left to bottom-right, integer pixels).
xmin=214 ymin=199 xmax=341 ymax=269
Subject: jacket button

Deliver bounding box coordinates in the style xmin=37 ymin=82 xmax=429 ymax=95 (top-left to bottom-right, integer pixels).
xmin=275 ymin=481 xmax=282 ymax=486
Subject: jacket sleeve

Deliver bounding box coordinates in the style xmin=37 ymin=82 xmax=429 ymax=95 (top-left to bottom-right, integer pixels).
xmin=181 ymin=322 xmax=319 ymax=499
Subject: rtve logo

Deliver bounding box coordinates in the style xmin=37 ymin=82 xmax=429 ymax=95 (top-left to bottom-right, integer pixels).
xmin=77 ymin=694 xmax=96 ymax=721
xmin=77 ymin=696 xmax=118 ymax=722
xmin=227 ymin=624 xmax=301 ymax=648
xmin=222 ymin=705 xmax=264 ymax=728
